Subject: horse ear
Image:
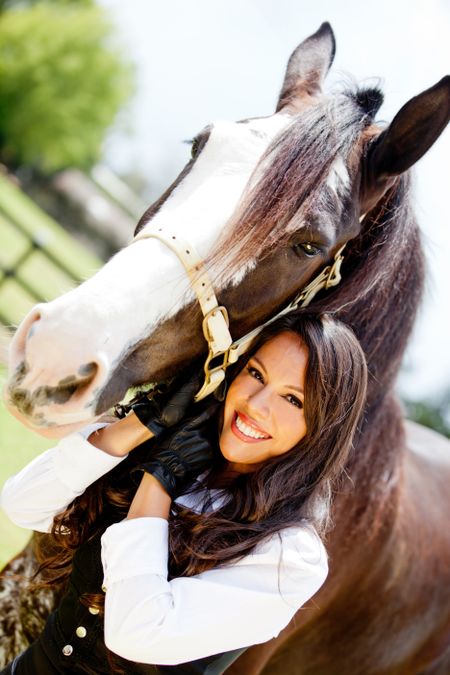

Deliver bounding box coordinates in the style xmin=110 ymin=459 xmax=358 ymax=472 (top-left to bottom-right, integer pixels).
xmin=366 ymin=76 xmax=450 ymax=183
xmin=276 ymin=22 xmax=336 ymax=112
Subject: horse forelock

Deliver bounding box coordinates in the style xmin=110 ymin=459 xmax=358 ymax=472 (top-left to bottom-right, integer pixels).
xmin=208 ymin=89 xmax=380 ymax=285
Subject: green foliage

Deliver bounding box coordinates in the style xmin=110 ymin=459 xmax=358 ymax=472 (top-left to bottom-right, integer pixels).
xmin=404 ymin=391 xmax=450 ymax=439
xmin=0 ymin=0 xmax=95 ymax=10
xmin=0 ymin=2 xmax=133 ymax=172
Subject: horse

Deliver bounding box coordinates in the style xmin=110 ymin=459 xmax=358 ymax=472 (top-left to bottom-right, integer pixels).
xmin=1 ymin=22 xmax=450 ymax=674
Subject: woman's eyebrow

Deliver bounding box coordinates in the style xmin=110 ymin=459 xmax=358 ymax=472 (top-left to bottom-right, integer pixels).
xmin=252 ymin=355 xmax=267 ymax=374
xmin=252 ymin=356 xmax=304 ymax=395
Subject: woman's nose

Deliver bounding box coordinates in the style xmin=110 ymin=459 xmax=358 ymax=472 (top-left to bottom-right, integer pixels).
xmin=246 ymin=386 xmax=271 ymax=420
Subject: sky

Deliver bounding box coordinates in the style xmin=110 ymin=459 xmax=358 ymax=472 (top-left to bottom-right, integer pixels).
xmin=97 ymin=0 xmax=450 ymax=401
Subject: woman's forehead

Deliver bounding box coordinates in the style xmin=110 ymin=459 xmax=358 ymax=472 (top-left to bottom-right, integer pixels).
xmin=253 ymin=332 xmax=308 ymax=383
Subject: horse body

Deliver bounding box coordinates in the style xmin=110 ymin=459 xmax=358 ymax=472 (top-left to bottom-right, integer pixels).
xmin=239 ymin=420 xmax=450 ymax=675
xmin=2 ymin=22 xmax=450 ymax=674
xmin=231 ymin=174 xmax=450 ymax=673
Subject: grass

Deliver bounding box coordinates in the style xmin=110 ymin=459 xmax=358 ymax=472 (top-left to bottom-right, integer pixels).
xmin=0 ymin=173 xmax=102 ymax=568
xmin=0 ymin=366 xmax=53 ymax=569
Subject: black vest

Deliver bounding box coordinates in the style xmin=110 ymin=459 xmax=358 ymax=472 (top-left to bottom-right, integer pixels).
xmin=32 ymin=532 xmax=246 ymax=674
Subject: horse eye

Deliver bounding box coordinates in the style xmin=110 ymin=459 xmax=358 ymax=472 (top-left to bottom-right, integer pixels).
xmin=293 ymin=242 xmax=321 ymax=257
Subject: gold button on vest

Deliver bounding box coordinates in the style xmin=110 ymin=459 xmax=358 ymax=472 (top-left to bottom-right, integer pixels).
xmin=88 ymin=606 xmax=100 ymax=615
xmin=62 ymin=644 xmax=73 ymax=656
xmin=76 ymin=626 xmax=87 ymax=638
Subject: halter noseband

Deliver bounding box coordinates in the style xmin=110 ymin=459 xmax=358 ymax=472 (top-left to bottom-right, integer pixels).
xmin=133 ymin=224 xmax=357 ymax=400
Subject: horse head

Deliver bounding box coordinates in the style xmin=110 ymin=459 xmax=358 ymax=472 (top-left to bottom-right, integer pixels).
xmin=5 ymin=23 xmax=450 ymax=435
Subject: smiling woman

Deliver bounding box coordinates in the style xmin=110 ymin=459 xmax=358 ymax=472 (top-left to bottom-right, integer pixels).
xmin=0 ymin=311 xmax=367 ymax=674
xmin=221 ymin=332 xmax=308 ymax=470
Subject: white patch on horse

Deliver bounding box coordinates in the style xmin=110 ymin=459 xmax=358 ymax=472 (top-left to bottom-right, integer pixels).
xmin=140 ymin=115 xmax=292 ymax=286
xmin=326 ymin=155 xmax=350 ymax=199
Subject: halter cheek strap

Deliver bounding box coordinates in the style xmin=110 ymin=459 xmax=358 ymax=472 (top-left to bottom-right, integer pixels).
xmin=133 ymin=228 xmax=233 ymax=398
xmin=133 ymin=229 xmax=232 ymax=354
xmin=133 ymin=219 xmax=363 ymax=400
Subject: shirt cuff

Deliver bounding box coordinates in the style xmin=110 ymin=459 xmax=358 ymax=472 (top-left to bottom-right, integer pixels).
xmin=52 ymin=424 xmax=127 ymax=493
xmin=101 ymin=517 xmax=169 ymax=588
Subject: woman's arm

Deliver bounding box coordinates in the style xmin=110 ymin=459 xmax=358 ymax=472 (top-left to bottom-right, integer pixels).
xmin=88 ymin=412 xmax=153 ymax=457
xmin=101 ymin=519 xmax=328 ymax=665
xmin=0 ymin=413 xmax=153 ymax=533
xmin=127 ymin=472 xmax=171 ymax=520
xmin=1 ymin=374 xmax=204 ymax=532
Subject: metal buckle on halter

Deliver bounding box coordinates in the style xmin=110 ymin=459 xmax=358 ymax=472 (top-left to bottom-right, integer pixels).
xmin=194 ymin=306 xmax=232 ymax=401
xmin=201 ymin=305 xmax=230 ymax=345
xmin=194 ymin=348 xmax=231 ymax=401
xmin=325 ymin=244 xmax=345 ymax=288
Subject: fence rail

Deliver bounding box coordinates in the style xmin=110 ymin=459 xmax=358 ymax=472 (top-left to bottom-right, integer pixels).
xmin=0 ymin=172 xmax=101 ymax=328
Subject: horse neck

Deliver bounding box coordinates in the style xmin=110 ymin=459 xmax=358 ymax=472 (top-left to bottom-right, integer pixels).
xmin=316 ymin=175 xmax=424 ymax=486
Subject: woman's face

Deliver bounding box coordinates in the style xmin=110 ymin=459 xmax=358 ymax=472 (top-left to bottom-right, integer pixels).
xmin=219 ymin=331 xmax=308 ymax=472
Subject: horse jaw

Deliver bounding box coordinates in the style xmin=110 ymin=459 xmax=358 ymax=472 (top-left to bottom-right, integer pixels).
xmin=5 ymin=114 xmax=292 ymax=433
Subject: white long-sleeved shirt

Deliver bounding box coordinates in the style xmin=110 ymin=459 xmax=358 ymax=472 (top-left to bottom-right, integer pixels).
xmin=1 ymin=426 xmax=328 ymax=666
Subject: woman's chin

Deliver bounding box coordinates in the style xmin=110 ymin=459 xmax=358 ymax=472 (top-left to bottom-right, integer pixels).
xmin=219 ymin=431 xmax=261 ymax=467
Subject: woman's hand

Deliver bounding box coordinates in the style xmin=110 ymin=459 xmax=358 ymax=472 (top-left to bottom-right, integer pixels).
xmin=89 ymin=370 xmax=203 ymax=458
xmin=130 ymin=371 xmax=202 ymax=437
xmin=132 ymin=402 xmax=220 ymax=499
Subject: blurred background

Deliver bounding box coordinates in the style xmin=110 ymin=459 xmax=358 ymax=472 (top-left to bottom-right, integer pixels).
xmin=0 ymin=0 xmax=449 ymax=565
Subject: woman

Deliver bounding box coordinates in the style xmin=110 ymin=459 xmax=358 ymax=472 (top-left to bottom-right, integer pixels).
xmin=1 ymin=312 xmax=367 ymax=674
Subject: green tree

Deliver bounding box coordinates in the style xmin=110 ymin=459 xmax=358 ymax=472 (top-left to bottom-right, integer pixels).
xmin=0 ymin=2 xmax=133 ymax=172
xmin=0 ymin=1 xmax=95 ymax=10
xmin=404 ymin=390 xmax=450 ymax=439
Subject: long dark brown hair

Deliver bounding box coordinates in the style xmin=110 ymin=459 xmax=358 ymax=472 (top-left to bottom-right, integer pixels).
xmin=35 ymin=312 xmax=367 ymax=612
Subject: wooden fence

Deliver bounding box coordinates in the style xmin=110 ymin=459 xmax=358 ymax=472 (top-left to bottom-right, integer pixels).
xmin=0 ymin=173 xmax=101 ymax=328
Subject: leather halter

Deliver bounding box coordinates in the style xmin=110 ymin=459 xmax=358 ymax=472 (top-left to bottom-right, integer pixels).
xmin=133 ymin=226 xmax=352 ymax=400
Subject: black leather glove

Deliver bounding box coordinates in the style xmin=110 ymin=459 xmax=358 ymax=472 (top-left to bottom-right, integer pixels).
xmin=132 ymin=401 xmax=220 ymax=499
xmin=128 ymin=370 xmax=203 ymax=437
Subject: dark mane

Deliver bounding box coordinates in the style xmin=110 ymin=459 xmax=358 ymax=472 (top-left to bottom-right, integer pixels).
xmin=210 ymin=87 xmax=382 ymax=281
xmin=313 ymin=174 xmax=423 ymax=502
xmin=315 ymin=173 xmax=422 ymax=402
xmin=210 ymin=86 xmax=423 ymax=494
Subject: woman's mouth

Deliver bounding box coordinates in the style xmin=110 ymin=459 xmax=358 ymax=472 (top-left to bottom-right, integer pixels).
xmin=231 ymin=411 xmax=272 ymax=443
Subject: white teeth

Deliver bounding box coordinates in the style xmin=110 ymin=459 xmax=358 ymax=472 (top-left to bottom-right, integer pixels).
xmin=235 ymin=414 xmax=268 ymax=439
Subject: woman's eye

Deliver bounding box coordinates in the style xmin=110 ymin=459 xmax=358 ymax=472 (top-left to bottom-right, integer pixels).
xmin=247 ymin=366 xmax=264 ymax=382
xmin=293 ymin=242 xmax=321 ymax=257
xmin=285 ymin=394 xmax=303 ymax=409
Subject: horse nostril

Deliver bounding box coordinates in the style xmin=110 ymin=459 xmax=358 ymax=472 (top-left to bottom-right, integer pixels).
xmin=9 ymin=304 xmax=110 ymax=424
xmin=53 ymin=362 xmax=99 ymax=402
xmin=78 ymin=363 xmax=98 ymax=379
xmin=26 ymin=314 xmax=41 ymax=341
xmin=6 ymin=361 xmax=103 ymax=421
xmin=9 ymin=305 xmax=44 ymax=367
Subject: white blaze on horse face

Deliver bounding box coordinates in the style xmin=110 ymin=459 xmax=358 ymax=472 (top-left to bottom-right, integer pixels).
xmin=326 ymin=155 xmax=350 ymax=199
xmin=7 ymin=113 xmax=292 ymax=429
xmin=146 ymin=116 xmax=291 ymax=259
